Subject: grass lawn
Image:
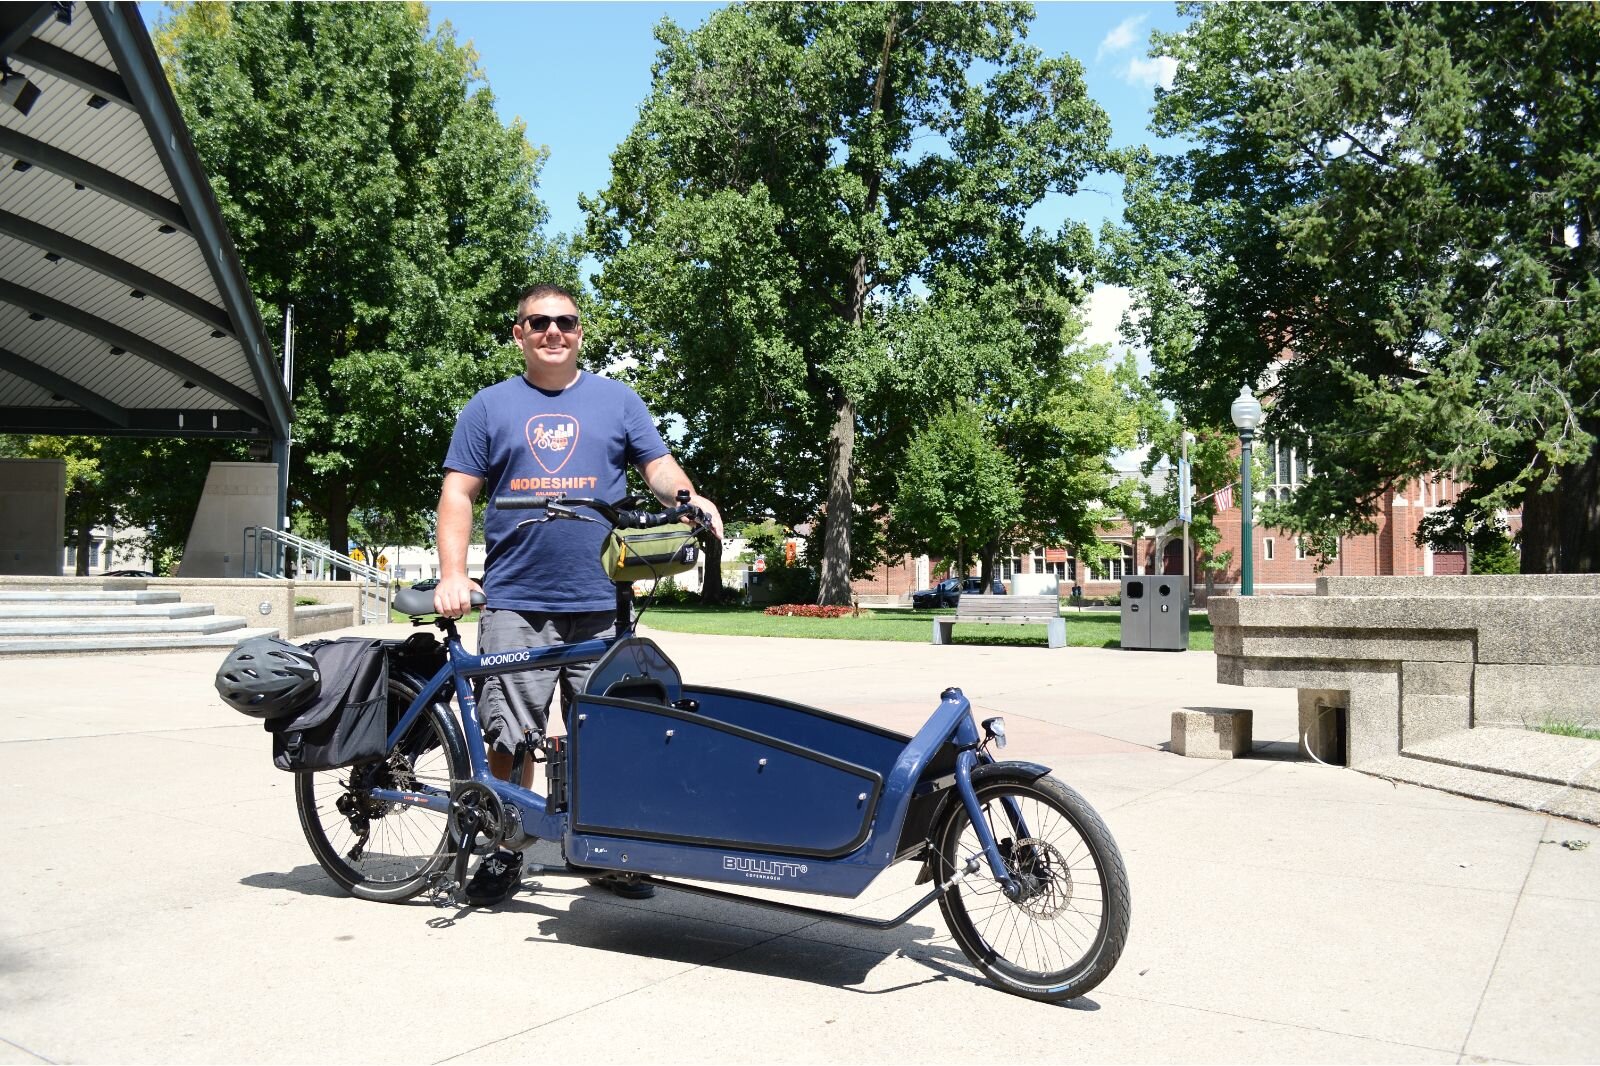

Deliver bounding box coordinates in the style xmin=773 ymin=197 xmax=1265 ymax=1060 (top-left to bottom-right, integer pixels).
xmin=638 ymin=604 xmax=1214 ymax=651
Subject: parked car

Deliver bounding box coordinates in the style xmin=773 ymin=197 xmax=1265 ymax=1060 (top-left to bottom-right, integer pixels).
xmin=103 ymin=569 xmax=154 ymax=577
xmin=910 ymin=575 xmax=1005 ymax=609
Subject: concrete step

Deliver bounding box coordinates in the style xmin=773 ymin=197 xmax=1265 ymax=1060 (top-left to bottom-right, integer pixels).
xmin=1361 ymin=728 xmax=1600 ymax=826
xmin=0 ymin=604 xmax=214 ymax=620
xmin=0 ymin=626 xmax=280 ymax=657
xmin=0 ymin=615 xmax=253 ymax=637
xmin=0 ymin=590 xmax=182 ymax=605
xmin=1404 ymin=728 xmax=1600 ymax=791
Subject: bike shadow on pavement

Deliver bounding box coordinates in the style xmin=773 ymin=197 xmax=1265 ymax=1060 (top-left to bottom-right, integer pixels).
xmin=239 ymin=865 xmax=359 ymax=897
xmin=236 ymin=865 xmax=1103 ymax=1008
xmin=423 ymin=876 xmax=1100 ymax=1006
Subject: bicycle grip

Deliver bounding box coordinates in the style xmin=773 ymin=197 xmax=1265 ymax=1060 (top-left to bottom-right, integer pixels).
xmin=492 ymin=495 xmax=548 ymax=510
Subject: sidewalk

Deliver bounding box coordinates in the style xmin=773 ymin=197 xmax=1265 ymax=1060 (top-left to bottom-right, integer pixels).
xmin=1 ymin=623 xmax=1596 ymax=1064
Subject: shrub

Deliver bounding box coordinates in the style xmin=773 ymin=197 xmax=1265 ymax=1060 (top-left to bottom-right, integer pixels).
xmin=1470 ymin=529 xmax=1520 ymax=575
xmin=645 ymin=576 xmax=699 ymax=605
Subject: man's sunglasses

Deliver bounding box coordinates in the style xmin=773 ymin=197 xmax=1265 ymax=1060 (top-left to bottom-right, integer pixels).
xmin=517 ymin=313 xmax=580 ymax=333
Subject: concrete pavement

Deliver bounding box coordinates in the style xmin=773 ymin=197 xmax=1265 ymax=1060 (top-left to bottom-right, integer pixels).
xmin=1 ymin=622 xmax=1596 ymax=1064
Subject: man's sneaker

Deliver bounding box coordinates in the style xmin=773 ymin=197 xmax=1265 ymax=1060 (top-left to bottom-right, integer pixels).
xmin=465 ymin=849 xmax=522 ymax=906
xmin=585 ymin=874 xmax=655 ymax=900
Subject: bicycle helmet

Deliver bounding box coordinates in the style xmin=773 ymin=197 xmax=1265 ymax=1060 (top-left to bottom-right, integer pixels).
xmin=215 ymin=636 xmax=321 ymax=719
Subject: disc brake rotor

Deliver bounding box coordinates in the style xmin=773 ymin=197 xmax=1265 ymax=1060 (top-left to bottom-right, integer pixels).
xmin=1008 ymin=836 xmax=1073 ymax=918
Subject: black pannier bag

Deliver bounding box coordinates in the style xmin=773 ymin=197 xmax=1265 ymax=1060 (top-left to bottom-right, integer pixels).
xmin=264 ymin=637 xmax=389 ymax=772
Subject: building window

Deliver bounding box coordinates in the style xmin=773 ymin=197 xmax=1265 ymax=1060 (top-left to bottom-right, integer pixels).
xmin=1097 ymin=545 xmax=1133 ymax=580
xmin=1263 ymin=537 xmax=1275 ymax=561
xmin=1295 ymin=538 xmax=1308 ymax=560
xmin=1268 ymin=438 xmax=1310 ymax=499
xmin=1000 ymin=554 xmax=1023 ymax=579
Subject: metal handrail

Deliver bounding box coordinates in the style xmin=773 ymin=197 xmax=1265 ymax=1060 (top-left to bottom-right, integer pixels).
xmin=243 ymin=527 xmax=392 ymax=624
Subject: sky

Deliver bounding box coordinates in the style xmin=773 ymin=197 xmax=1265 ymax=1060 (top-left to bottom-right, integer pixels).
xmin=428 ymin=2 xmax=1191 ymax=239
xmin=427 ymin=1 xmax=1194 ymax=355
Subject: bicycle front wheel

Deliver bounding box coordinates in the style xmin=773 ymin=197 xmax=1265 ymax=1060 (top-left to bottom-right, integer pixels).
xmin=295 ymin=674 xmax=466 ymax=902
xmin=934 ymin=768 xmax=1130 ymax=1001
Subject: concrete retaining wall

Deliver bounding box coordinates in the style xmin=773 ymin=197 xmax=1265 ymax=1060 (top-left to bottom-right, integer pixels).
xmin=1210 ymin=575 xmax=1600 ymax=768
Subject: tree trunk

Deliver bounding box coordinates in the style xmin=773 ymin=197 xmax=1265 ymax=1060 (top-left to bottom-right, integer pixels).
xmin=699 ymin=533 xmax=724 ymax=605
xmin=818 ymin=391 xmax=856 ymax=605
xmin=327 ymin=481 xmax=352 ymax=581
xmin=1521 ymin=434 xmax=1600 ymax=573
xmin=74 ymin=523 xmax=91 ymax=576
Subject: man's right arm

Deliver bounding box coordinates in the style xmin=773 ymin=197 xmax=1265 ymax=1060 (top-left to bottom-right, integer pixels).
xmin=434 ymin=469 xmax=485 ymax=618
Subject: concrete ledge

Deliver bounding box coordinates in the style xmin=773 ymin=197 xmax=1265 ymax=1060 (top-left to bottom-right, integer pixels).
xmin=1172 ymin=707 xmax=1252 ymax=759
xmin=291 ymin=603 xmax=356 ymax=638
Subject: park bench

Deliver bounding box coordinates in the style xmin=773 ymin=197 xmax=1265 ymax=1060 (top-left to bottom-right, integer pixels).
xmin=932 ymin=594 xmax=1066 ymax=649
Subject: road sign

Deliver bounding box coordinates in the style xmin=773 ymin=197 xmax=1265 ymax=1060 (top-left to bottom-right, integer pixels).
xmin=754 ymin=556 xmax=767 ymax=574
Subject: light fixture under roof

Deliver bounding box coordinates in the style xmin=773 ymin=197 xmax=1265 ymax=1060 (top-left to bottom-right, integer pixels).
xmin=0 ymin=63 xmax=41 ymax=118
xmin=87 ymin=94 xmax=108 ymax=109
xmin=109 ymin=346 xmax=125 ymax=355
xmin=157 ymin=224 xmax=176 ymax=234
xmin=129 ymin=289 xmax=145 ymax=299
xmin=43 ymin=252 xmax=62 ymax=262
xmin=11 ymin=160 xmax=32 ymax=173
xmin=28 ymin=312 xmax=46 ymax=321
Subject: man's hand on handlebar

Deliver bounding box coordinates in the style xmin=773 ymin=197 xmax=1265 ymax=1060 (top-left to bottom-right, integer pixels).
xmin=684 ymin=493 xmax=723 ymax=539
xmin=433 ymin=574 xmax=482 ymax=619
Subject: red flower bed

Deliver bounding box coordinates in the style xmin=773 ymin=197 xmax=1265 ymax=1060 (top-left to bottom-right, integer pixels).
xmin=763 ymin=604 xmax=855 ymax=618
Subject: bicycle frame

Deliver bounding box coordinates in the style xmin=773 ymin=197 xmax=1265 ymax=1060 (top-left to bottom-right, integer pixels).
xmin=367 ymin=618 xmax=1028 ymax=900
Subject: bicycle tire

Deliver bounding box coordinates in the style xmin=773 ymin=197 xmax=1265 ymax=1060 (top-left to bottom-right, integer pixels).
xmin=295 ymin=671 xmax=467 ymax=902
xmin=934 ymin=767 xmax=1130 ymax=1001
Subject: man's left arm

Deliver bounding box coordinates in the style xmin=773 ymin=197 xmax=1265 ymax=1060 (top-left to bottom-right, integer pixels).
xmin=638 ymin=454 xmax=723 ymax=539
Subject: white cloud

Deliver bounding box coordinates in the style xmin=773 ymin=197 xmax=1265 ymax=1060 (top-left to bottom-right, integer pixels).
xmin=1097 ymin=15 xmax=1145 ymax=59
xmin=1123 ymin=55 xmax=1179 ymax=90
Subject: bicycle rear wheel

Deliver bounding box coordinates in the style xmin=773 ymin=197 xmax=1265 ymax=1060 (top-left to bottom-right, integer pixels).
xmin=934 ymin=767 xmax=1130 ymax=1001
xmin=295 ymin=673 xmax=466 ymax=902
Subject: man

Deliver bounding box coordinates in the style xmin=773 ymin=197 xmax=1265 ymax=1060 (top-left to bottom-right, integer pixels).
xmin=433 ymin=283 xmax=722 ymax=905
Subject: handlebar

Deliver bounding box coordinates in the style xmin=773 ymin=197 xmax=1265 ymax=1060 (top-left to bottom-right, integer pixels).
xmin=491 ymin=491 xmax=708 ymax=532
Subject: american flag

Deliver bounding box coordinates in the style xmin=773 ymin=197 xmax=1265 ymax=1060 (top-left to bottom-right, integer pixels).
xmin=1214 ymin=483 xmax=1234 ymax=511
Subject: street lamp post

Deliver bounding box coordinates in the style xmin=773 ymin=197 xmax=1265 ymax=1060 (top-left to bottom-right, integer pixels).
xmin=1230 ymin=385 xmax=1263 ymax=596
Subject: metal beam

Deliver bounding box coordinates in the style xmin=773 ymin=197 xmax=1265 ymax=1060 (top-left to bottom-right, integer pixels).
xmin=0 ymin=344 xmax=129 ymax=426
xmin=10 ymin=37 xmax=131 ymax=108
xmin=0 ymin=208 xmax=234 ymax=336
xmin=0 ymin=405 xmax=271 ymax=438
xmin=0 ymin=3 xmax=54 ymax=59
xmin=93 ymin=4 xmax=291 ymax=442
xmin=0 ymin=126 xmax=191 ymax=235
xmin=0 ymin=278 xmax=269 ymax=423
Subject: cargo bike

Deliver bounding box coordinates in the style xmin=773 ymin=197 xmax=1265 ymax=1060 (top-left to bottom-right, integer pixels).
xmin=267 ymin=496 xmax=1130 ymax=1002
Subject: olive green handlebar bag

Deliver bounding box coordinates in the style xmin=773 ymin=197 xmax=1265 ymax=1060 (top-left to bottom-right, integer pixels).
xmin=601 ymin=527 xmax=700 ymax=582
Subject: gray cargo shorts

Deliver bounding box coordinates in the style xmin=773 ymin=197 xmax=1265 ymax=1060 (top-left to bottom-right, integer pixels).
xmin=475 ymin=607 xmax=616 ymax=756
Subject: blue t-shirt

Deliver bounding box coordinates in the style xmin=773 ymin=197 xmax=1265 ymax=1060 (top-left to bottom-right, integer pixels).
xmin=443 ymin=372 xmax=670 ymax=612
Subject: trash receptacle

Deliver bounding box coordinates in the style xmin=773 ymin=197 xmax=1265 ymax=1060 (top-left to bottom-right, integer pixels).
xmin=1120 ymin=576 xmax=1151 ymax=649
xmin=1148 ymin=579 xmax=1190 ymax=651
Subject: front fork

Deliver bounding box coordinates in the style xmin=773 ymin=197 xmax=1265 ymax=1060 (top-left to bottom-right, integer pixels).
xmin=949 ymin=708 xmax=1033 ymax=900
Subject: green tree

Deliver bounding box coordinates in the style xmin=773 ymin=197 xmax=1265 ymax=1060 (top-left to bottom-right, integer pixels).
xmin=892 ymin=401 xmax=1022 ymax=579
xmin=159 ymin=2 xmax=565 ymax=558
xmin=1107 ymin=2 xmax=1600 ymax=572
xmin=881 ymin=295 xmax=1141 ymax=589
xmin=587 ymin=2 xmax=1112 ymax=603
